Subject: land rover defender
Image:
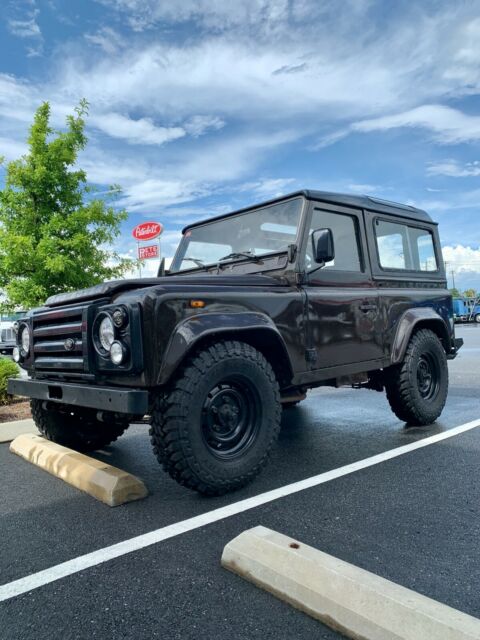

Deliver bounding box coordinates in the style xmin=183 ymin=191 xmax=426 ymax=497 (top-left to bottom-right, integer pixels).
xmin=9 ymin=191 xmax=463 ymax=494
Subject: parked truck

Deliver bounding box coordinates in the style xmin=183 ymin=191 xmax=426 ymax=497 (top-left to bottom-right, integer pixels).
xmin=0 ymin=311 xmax=26 ymax=356
xmin=453 ymin=297 xmax=480 ymax=323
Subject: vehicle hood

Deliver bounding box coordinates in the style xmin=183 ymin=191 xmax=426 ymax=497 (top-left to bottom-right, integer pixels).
xmin=45 ymin=274 xmax=285 ymax=307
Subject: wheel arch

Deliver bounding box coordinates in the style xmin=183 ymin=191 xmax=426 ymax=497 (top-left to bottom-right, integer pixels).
xmin=157 ymin=312 xmax=294 ymax=388
xmin=391 ymin=308 xmax=451 ymax=365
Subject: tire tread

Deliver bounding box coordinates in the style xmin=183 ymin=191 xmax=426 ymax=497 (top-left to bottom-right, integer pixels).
xmin=149 ymin=340 xmax=281 ymax=495
xmin=385 ymin=328 xmax=448 ymax=425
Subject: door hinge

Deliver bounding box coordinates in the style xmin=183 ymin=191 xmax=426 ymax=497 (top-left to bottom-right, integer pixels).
xmin=305 ymin=348 xmax=318 ymax=364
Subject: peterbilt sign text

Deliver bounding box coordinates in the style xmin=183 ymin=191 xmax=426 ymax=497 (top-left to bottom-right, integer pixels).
xmin=132 ymin=222 xmax=163 ymax=241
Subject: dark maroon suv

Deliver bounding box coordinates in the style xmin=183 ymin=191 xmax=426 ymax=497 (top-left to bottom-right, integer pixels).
xmin=9 ymin=191 xmax=462 ymax=494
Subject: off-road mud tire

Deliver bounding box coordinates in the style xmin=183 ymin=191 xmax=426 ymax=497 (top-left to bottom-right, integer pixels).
xmin=31 ymin=399 xmax=129 ymax=452
xmin=149 ymin=340 xmax=281 ymax=496
xmin=385 ymin=329 xmax=448 ymax=426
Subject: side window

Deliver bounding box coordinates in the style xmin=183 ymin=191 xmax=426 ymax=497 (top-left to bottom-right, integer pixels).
xmin=375 ymin=219 xmax=438 ymax=272
xmin=307 ymin=209 xmax=362 ymax=271
xmin=412 ymin=228 xmax=438 ymax=271
xmin=375 ymin=220 xmax=412 ymax=269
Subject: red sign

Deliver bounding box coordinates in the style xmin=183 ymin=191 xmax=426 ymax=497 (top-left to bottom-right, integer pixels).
xmin=138 ymin=244 xmax=159 ymax=260
xmin=132 ymin=221 xmax=163 ymax=241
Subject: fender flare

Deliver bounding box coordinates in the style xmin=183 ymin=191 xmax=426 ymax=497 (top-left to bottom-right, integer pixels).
xmin=391 ymin=308 xmax=451 ymax=364
xmin=157 ymin=312 xmax=292 ymax=385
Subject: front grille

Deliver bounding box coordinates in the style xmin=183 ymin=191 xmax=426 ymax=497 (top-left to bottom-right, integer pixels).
xmin=32 ymin=304 xmax=89 ymax=372
xmin=1 ymin=328 xmax=14 ymax=342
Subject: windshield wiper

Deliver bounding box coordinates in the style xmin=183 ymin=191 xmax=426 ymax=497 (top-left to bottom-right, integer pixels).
xmin=182 ymin=257 xmax=206 ymax=268
xmin=218 ymin=251 xmax=262 ymax=263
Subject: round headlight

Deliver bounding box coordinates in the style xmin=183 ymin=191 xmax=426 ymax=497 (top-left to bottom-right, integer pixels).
xmin=20 ymin=325 xmax=30 ymax=355
xmin=99 ymin=316 xmax=115 ymax=351
xmin=110 ymin=341 xmax=126 ymax=365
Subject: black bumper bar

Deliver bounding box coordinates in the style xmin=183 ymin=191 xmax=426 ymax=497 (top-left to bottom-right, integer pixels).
xmin=8 ymin=378 xmax=149 ymax=415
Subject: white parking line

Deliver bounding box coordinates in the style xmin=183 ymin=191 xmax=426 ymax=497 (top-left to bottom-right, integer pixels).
xmin=1 ymin=418 xmax=479 ymax=604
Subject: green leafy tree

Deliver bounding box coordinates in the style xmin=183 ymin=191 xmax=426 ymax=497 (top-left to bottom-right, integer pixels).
xmin=463 ymin=288 xmax=477 ymax=298
xmin=0 ymin=100 xmax=134 ymax=309
xmin=449 ymin=287 xmax=460 ymax=298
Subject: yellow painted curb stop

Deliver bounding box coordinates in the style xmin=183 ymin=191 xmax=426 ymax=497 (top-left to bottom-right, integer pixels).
xmin=10 ymin=433 xmax=148 ymax=507
xmin=222 ymin=526 xmax=480 ymax=640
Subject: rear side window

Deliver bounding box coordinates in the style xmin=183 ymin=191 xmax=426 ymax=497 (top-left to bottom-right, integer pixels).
xmin=375 ymin=219 xmax=438 ymax=272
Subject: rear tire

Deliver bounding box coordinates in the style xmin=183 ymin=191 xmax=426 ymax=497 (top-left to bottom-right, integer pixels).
xmin=31 ymin=400 xmax=129 ymax=452
xmin=149 ymin=340 xmax=281 ymax=495
xmin=474 ymin=313 xmax=480 ymax=324
xmin=385 ymin=329 xmax=448 ymax=426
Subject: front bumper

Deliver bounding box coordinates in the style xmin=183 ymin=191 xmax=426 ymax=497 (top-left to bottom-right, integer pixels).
xmin=7 ymin=378 xmax=149 ymax=415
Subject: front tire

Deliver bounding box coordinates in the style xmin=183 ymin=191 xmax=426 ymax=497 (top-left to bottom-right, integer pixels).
xmin=149 ymin=341 xmax=281 ymax=495
xmin=385 ymin=329 xmax=448 ymax=426
xmin=31 ymin=400 xmax=129 ymax=452
xmin=474 ymin=313 xmax=480 ymax=324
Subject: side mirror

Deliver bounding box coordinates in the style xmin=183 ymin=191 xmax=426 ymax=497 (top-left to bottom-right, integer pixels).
xmin=312 ymin=228 xmax=334 ymax=264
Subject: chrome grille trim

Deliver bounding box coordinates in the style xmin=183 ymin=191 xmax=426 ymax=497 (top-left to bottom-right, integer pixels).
xmin=32 ymin=303 xmax=88 ymax=372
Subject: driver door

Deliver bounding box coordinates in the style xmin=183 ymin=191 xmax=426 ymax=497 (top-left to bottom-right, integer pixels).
xmin=303 ymin=203 xmax=383 ymax=369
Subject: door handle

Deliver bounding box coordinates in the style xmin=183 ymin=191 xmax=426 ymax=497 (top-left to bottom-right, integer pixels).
xmin=359 ymin=303 xmax=377 ymax=312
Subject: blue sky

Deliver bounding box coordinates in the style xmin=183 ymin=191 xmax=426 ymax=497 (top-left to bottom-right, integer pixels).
xmin=1 ymin=0 xmax=480 ymax=288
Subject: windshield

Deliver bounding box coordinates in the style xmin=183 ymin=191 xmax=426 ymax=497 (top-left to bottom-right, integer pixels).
xmin=171 ymin=197 xmax=303 ymax=272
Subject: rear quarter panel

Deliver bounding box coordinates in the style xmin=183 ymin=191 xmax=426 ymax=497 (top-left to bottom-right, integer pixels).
xmin=364 ymin=209 xmax=453 ymax=361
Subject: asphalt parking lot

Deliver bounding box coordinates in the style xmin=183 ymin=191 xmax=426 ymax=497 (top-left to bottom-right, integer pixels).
xmin=1 ymin=324 xmax=479 ymax=640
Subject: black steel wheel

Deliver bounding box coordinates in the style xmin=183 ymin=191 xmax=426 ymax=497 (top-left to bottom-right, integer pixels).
xmin=385 ymin=328 xmax=448 ymax=425
xmin=201 ymin=377 xmax=262 ymax=459
xmin=416 ymin=353 xmax=440 ymax=400
xmin=149 ymin=340 xmax=281 ymax=495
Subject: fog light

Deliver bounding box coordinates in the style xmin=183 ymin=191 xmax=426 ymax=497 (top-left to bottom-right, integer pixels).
xmin=110 ymin=341 xmax=126 ymax=365
xmin=13 ymin=347 xmax=20 ymax=362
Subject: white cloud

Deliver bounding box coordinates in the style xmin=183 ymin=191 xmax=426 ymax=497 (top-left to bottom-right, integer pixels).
xmin=3 ymin=1 xmax=480 ymax=229
xmin=118 ymin=179 xmax=207 ymax=210
xmin=408 ymin=189 xmax=480 ymax=213
xmin=347 ymin=183 xmax=381 ymax=194
xmin=8 ymin=18 xmax=41 ymax=38
xmin=84 ymin=27 xmax=124 ymax=55
xmin=91 ymin=112 xmax=186 ymax=146
xmin=184 ymin=115 xmax=225 ymax=137
xmin=427 ymin=159 xmax=480 ymax=177
xmin=77 ymin=127 xmax=299 ymax=210
xmin=239 ymin=178 xmax=296 ymax=199
xmin=97 ymin=0 xmax=296 ymax=32
xmin=352 ymin=105 xmax=480 ymax=145
xmin=7 ymin=1 xmax=43 ymax=56
xmin=442 ymin=245 xmax=480 ymax=273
